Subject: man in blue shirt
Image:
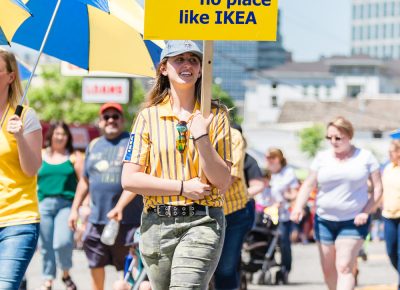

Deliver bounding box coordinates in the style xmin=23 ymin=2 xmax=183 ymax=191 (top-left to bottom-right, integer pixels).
xmin=68 ymin=103 xmax=143 ymax=290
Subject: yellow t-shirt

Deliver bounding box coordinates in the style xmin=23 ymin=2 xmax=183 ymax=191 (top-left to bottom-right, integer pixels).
xmin=125 ymin=96 xmax=232 ymax=208
xmin=0 ymin=105 xmax=40 ymax=227
xmin=382 ymin=163 xmax=400 ymax=219
xmin=223 ymin=127 xmax=248 ymax=215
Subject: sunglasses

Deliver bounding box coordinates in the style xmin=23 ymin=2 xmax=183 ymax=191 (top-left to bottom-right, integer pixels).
xmin=325 ymin=135 xmax=342 ymax=142
xmin=176 ymin=121 xmax=188 ymax=153
xmin=102 ymin=114 xmax=120 ymax=121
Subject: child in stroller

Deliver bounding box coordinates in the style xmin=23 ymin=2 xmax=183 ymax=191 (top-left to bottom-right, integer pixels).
xmin=242 ymin=205 xmax=287 ymax=285
xmin=113 ymin=230 xmax=151 ymax=290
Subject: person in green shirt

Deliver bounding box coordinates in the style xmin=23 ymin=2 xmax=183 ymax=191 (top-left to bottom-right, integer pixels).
xmin=38 ymin=122 xmax=83 ymax=290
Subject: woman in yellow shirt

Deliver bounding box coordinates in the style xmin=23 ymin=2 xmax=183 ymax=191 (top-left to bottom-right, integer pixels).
xmin=382 ymin=139 xmax=400 ymax=290
xmin=108 ymin=40 xmax=232 ymax=289
xmin=0 ymin=49 xmax=42 ymax=289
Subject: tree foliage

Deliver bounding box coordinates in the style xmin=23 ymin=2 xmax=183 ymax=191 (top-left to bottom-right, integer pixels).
xmin=26 ymin=66 xmax=237 ymax=127
xmin=27 ymin=65 xmax=145 ymax=127
xmin=299 ymin=124 xmax=325 ymax=158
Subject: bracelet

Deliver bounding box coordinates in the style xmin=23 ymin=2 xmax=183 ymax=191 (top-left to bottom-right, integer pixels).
xmin=194 ymin=133 xmax=209 ymax=142
xmin=179 ymin=180 xmax=184 ymax=196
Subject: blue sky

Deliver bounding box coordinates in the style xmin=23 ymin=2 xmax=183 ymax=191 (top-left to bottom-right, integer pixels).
xmin=139 ymin=0 xmax=351 ymax=62
xmin=279 ymin=0 xmax=351 ymax=61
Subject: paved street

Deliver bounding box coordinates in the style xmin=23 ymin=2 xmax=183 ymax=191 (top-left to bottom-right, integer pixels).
xmin=25 ymin=241 xmax=396 ymax=290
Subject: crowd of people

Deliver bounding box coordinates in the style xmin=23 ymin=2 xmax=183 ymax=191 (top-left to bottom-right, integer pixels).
xmin=1 ymin=41 xmax=400 ymax=290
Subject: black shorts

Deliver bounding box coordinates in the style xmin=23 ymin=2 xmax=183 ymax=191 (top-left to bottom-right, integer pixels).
xmin=82 ymin=223 xmax=137 ymax=270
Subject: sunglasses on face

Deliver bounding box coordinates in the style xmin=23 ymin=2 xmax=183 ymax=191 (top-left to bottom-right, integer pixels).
xmin=325 ymin=135 xmax=342 ymax=142
xmin=102 ymin=114 xmax=120 ymax=121
xmin=176 ymin=121 xmax=188 ymax=154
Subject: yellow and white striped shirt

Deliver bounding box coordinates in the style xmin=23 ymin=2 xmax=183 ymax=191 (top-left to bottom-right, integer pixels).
xmin=125 ymin=96 xmax=232 ymax=208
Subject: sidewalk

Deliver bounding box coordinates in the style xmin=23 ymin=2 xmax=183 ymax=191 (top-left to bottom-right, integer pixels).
xmin=25 ymin=241 xmax=396 ymax=290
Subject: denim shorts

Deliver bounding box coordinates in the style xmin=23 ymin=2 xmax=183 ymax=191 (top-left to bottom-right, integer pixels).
xmin=314 ymin=215 xmax=370 ymax=245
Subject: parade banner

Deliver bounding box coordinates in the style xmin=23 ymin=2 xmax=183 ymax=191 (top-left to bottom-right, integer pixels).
xmin=144 ymin=0 xmax=278 ymax=41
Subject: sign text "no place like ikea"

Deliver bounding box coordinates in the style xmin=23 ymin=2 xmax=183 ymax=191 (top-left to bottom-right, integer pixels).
xmin=180 ymin=0 xmax=272 ymax=24
xmin=144 ymin=0 xmax=278 ymax=41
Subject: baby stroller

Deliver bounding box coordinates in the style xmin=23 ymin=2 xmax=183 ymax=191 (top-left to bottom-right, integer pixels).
xmin=123 ymin=230 xmax=148 ymax=290
xmin=241 ymin=206 xmax=285 ymax=285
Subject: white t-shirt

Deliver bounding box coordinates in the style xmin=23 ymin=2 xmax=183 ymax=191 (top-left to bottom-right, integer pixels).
xmin=255 ymin=166 xmax=299 ymax=222
xmin=311 ymin=148 xmax=379 ymax=221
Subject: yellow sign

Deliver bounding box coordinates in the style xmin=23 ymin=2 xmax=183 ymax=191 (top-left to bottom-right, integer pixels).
xmin=144 ymin=0 xmax=278 ymax=41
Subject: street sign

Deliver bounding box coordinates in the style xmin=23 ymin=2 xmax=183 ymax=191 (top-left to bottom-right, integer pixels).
xmin=144 ymin=0 xmax=278 ymax=40
xmin=82 ymin=78 xmax=131 ymax=104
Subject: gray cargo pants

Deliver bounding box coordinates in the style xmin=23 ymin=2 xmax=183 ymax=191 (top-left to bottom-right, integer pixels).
xmin=139 ymin=207 xmax=226 ymax=290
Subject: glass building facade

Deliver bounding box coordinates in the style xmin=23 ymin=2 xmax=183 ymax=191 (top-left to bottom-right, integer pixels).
xmin=352 ymin=0 xmax=400 ymax=59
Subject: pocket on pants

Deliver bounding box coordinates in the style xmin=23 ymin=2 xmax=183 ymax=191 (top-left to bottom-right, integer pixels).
xmin=139 ymin=213 xmax=161 ymax=258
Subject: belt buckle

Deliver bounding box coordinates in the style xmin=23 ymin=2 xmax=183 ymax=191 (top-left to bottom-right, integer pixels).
xmin=156 ymin=206 xmax=163 ymax=216
xmin=157 ymin=206 xmax=171 ymax=217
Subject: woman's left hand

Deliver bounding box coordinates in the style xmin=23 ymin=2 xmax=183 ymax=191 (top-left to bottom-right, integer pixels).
xmin=189 ymin=110 xmax=214 ymax=139
xmin=6 ymin=115 xmax=24 ymax=138
xmin=354 ymin=212 xmax=369 ymax=226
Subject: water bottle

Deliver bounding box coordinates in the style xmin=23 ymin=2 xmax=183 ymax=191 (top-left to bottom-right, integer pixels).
xmin=100 ymin=219 xmax=120 ymax=246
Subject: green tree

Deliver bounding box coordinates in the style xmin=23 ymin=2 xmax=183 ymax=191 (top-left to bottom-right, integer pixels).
xmin=27 ymin=65 xmax=145 ymax=126
xmin=212 ymin=83 xmax=241 ymax=124
xmin=123 ymin=79 xmax=146 ymax=129
xmin=299 ymin=124 xmax=325 ymax=158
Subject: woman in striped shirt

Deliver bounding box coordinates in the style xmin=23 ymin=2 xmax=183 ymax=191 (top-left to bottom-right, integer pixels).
xmin=109 ymin=40 xmax=232 ymax=289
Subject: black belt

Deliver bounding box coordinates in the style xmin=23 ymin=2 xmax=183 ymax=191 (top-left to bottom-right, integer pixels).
xmin=149 ymin=204 xmax=210 ymax=217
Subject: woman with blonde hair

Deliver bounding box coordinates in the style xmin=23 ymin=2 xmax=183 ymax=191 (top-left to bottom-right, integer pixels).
xmin=0 ymin=48 xmax=42 ymax=289
xmin=382 ymin=139 xmax=400 ymax=290
xmin=291 ymin=117 xmax=382 ymax=290
xmin=107 ymin=40 xmax=232 ymax=289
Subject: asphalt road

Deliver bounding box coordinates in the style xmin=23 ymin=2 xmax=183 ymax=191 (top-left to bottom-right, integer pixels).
xmin=25 ymin=241 xmax=396 ymax=290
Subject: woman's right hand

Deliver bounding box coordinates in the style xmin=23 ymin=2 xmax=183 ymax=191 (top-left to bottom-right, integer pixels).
xmin=182 ymin=177 xmax=212 ymax=200
xmin=290 ymin=207 xmax=303 ymax=224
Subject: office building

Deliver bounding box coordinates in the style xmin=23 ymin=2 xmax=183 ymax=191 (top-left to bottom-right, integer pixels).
xmin=352 ymin=0 xmax=400 ymax=59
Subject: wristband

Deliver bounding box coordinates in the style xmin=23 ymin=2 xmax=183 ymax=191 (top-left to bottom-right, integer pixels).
xmin=194 ymin=133 xmax=209 ymax=142
xmin=180 ymin=180 xmax=184 ymax=196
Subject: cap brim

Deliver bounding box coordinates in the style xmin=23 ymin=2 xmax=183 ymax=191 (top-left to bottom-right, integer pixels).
xmin=162 ymin=50 xmax=203 ymax=61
